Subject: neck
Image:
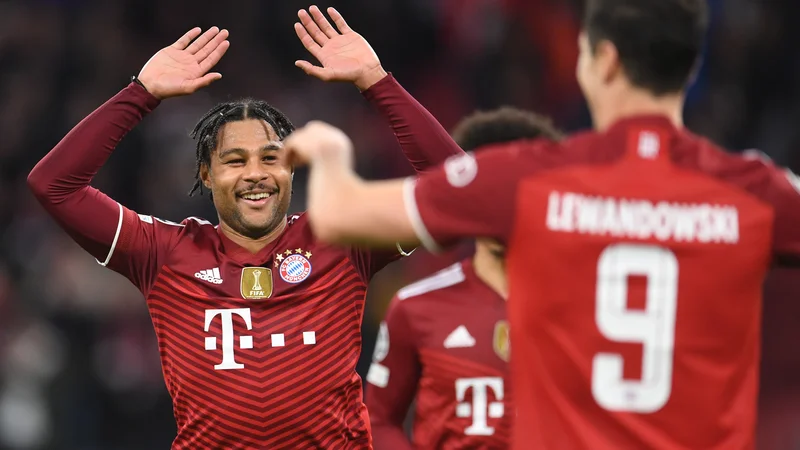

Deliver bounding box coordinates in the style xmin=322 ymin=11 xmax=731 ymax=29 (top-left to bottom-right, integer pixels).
xmin=472 ymin=243 xmax=508 ymax=300
xmin=593 ymin=87 xmax=684 ymax=132
xmin=219 ymin=216 xmax=288 ymax=253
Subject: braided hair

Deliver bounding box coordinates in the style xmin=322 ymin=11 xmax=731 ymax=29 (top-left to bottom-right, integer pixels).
xmin=189 ymin=99 xmax=295 ymax=197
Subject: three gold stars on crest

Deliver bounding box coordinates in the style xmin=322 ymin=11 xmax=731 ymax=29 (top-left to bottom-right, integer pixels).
xmin=274 ymin=248 xmax=313 ymax=267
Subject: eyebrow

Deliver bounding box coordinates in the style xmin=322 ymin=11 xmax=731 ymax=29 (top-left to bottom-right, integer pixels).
xmin=217 ymin=144 xmax=282 ymax=159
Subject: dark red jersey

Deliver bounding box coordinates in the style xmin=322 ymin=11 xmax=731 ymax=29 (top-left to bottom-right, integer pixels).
xmin=115 ymin=211 xmax=402 ymax=448
xmin=405 ymin=116 xmax=800 ymax=449
xmin=366 ymin=259 xmax=510 ymax=449
xmin=28 ymin=74 xmax=463 ymax=449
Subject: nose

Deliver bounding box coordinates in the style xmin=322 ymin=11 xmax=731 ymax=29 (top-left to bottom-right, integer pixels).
xmin=242 ymin=157 xmax=268 ymax=184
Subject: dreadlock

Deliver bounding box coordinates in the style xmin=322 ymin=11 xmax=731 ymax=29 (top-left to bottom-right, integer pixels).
xmin=188 ymin=99 xmax=295 ymax=197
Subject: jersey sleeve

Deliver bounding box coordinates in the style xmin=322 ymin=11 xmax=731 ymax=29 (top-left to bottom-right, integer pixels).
xmin=362 ymin=73 xmax=464 ymax=174
xmin=366 ymin=298 xmax=419 ymax=450
xmin=760 ymin=166 xmax=800 ymax=265
xmin=348 ymin=243 xmax=411 ymax=282
xmin=353 ymin=74 xmax=466 ymax=278
xmin=27 ymin=82 xmax=179 ymax=295
xmin=104 ymin=207 xmax=184 ymax=294
xmin=405 ymin=145 xmax=528 ymax=252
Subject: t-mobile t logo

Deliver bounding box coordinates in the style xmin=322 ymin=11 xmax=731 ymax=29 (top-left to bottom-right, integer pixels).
xmin=455 ymin=377 xmax=504 ymax=436
xmin=204 ymin=308 xmax=253 ymax=370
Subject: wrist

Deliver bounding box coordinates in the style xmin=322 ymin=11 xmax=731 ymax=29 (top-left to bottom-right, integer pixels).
xmin=133 ymin=75 xmax=166 ymax=100
xmin=355 ymin=66 xmax=388 ymax=92
xmin=131 ymin=75 xmax=150 ymax=92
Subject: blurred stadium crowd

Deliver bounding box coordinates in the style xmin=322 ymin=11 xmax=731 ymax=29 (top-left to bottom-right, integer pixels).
xmin=2 ymin=0 xmax=800 ymax=448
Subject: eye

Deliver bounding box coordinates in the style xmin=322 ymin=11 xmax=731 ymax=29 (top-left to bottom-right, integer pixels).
xmin=263 ymin=155 xmax=278 ymax=163
xmin=225 ymin=159 xmax=245 ymax=166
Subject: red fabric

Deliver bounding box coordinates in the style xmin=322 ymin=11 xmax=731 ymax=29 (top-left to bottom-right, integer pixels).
xmin=28 ymin=74 xmax=466 ymax=448
xmin=366 ymin=259 xmax=511 ymax=449
xmin=411 ymin=115 xmax=800 ymax=449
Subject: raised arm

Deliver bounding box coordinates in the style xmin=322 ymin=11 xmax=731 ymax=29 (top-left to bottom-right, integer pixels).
xmin=286 ymin=121 xmax=523 ymax=250
xmin=294 ymin=6 xmax=463 ymax=174
xmin=366 ymin=300 xmax=420 ymax=450
xmin=28 ymin=27 xmax=229 ymax=291
xmin=27 ymin=81 xmax=158 ymax=259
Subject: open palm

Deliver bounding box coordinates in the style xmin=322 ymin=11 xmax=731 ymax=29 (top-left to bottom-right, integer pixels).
xmin=294 ymin=6 xmax=385 ymax=90
xmin=138 ymin=27 xmax=230 ymax=99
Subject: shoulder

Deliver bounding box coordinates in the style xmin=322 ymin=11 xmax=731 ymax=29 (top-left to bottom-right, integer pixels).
xmin=132 ymin=213 xmax=212 ymax=236
xmin=284 ymin=212 xmax=316 ymax=240
xmin=395 ymin=262 xmax=467 ymax=302
xmin=284 ymin=211 xmax=353 ymax=253
xmin=287 ymin=212 xmax=306 ymax=226
xmin=474 ymin=135 xmax=607 ymax=175
xmin=134 ymin=214 xmax=217 ymax=249
xmin=672 ymin=133 xmax=796 ymax=193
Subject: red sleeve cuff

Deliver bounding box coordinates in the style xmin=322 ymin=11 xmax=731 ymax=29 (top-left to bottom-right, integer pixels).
xmin=360 ymin=72 xmax=396 ymax=101
xmin=125 ymin=81 xmax=162 ymax=112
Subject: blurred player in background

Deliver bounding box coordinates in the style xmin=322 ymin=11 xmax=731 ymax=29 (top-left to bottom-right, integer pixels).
xmin=28 ymin=8 xmax=468 ymax=449
xmin=366 ymin=108 xmax=562 ymax=450
xmin=288 ymin=0 xmax=800 ymax=448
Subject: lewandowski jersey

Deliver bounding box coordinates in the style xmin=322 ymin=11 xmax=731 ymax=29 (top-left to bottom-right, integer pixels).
xmin=405 ymin=116 xmax=800 ymax=449
xmin=366 ymin=259 xmax=511 ymax=449
xmin=107 ymin=210 xmax=399 ymax=449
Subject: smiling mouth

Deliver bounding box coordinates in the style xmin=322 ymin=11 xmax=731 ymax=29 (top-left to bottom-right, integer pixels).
xmin=241 ymin=192 xmax=271 ymax=200
xmin=238 ymin=192 xmax=274 ymax=207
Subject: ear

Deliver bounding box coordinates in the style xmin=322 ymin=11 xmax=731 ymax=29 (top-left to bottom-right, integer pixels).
xmin=199 ymin=162 xmax=212 ymax=190
xmin=595 ymin=40 xmax=621 ymax=85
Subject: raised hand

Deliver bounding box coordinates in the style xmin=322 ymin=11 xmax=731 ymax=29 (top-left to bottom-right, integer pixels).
xmin=138 ymin=27 xmax=230 ymax=100
xmin=294 ymin=6 xmax=387 ymax=91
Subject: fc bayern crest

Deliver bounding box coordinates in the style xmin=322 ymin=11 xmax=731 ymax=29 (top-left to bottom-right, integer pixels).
xmin=278 ymin=250 xmax=313 ymax=284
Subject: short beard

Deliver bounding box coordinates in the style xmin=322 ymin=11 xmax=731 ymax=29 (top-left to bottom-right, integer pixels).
xmin=220 ymin=192 xmax=291 ymax=239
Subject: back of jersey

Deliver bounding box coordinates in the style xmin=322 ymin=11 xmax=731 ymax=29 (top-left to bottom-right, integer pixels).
xmin=508 ymin=116 xmax=778 ymax=449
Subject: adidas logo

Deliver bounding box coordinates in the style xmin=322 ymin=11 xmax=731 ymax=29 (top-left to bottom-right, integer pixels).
xmin=443 ymin=325 xmax=475 ymax=349
xmin=195 ymin=267 xmax=223 ymax=285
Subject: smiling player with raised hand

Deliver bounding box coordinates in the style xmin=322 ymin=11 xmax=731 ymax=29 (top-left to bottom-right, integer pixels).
xmin=28 ymin=9 xmax=468 ymax=449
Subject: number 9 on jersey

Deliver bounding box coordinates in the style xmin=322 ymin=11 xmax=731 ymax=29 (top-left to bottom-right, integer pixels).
xmin=591 ymin=244 xmax=678 ymax=413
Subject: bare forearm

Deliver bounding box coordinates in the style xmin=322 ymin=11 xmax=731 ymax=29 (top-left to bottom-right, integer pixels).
xmin=362 ymin=74 xmax=463 ymax=173
xmin=306 ymin=162 xmax=417 ymax=248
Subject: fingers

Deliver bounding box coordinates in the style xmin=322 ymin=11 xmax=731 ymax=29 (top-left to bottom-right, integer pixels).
xmin=290 ymin=120 xmax=354 ymax=165
xmin=327 ymin=7 xmax=352 ymax=34
xmin=186 ymin=26 xmax=221 ymax=55
xmin=172 ymin=27 xmax=202 ymax=49
xmin=284 ymin=134 xmax=310 ymax=167
xmin=298 ymin=8 xmax=329 ymax=46
xmin=308 ymin=5 xmax=339 ymax=39
xmin=189 ymin=72 xmax=223 ymax=92
xmin=294 ymin=22 xmax=323 ymax=60
xmin=199 ymin=40 xmax=230 ymax=73
xmin=195 ymin=28 xmax=229 ymax=62
xmin=295 ymin=60 xmax=333 ymax=81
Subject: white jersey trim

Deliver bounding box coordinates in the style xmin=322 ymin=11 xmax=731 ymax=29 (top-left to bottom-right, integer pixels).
xmin=403 ymin=177 xmax=442 ymax=253
xmin=395 ymin=242 xmax=415 ymax=257
xmin=186 ymin=216 xmax=213 ymax=226
xmin=397 ymin=262 xmax=465 ymax=300
xmin=96 ymin=202 xmax=124 ymax=267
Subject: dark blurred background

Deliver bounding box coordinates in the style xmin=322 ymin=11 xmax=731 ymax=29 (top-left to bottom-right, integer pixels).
xmin=2 ymin=0 xmax=800 ymax=448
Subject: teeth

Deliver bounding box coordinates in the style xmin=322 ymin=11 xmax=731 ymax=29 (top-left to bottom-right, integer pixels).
xmin=242 ymin=193 xmax=271 ymax=200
